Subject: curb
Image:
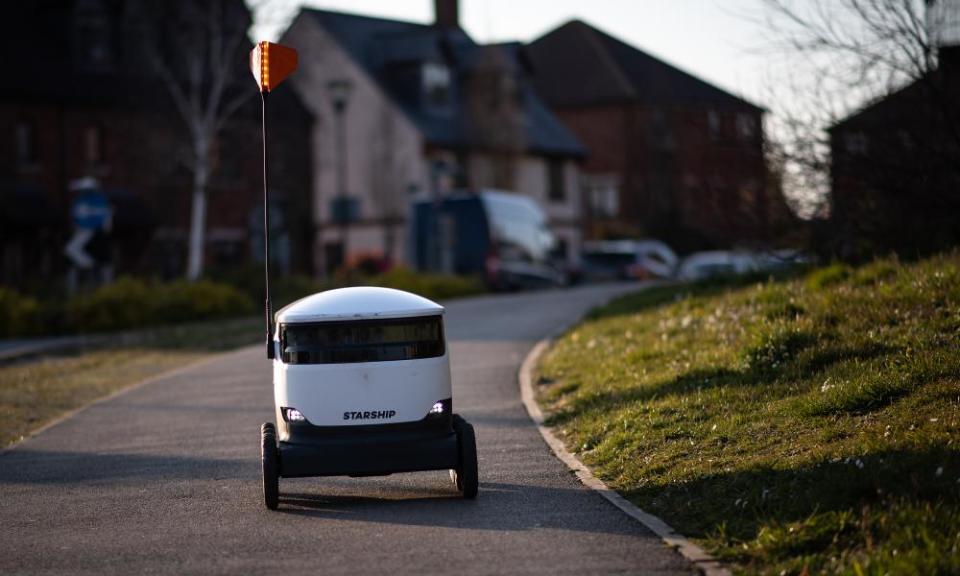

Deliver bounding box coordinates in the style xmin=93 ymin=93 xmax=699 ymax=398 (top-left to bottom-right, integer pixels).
xmin=519 ymin=338 xmax=731 ymax=576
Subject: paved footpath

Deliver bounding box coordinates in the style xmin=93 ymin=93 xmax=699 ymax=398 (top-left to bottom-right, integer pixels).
xmin=0 ymin=284 xmax=694 ymax=575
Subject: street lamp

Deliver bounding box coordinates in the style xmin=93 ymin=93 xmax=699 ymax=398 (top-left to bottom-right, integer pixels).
xmin=327 ymin=78 xmax=353 ymax=271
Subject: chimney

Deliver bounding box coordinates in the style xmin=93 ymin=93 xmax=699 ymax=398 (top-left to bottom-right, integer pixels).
xmin=941 ymin=45 xmax=960 ymax=77
xmin=927 ymin=0 xmax=960 ymax=76
xmin=434 ymin=0 xmax=459 ymax=29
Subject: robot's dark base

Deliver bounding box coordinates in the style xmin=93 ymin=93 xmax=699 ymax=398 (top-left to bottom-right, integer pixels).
xmin=260 ymin=414 xmax=478 ymax=509
xmin=278 ymin=430 xmax=459 ymax=478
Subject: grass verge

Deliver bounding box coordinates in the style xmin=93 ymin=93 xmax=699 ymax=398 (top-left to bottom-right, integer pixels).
xmin=0 ymin=317 xmax=259 ymax=447
xmin=536 ymin=254 xmax=960 ymax=575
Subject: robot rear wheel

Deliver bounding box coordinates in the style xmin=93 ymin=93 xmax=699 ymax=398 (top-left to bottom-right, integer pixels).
xmin=451 ymin=415 xmax=478 ymax=499
xmin=261 ymin=422 xmax=280 ymax=510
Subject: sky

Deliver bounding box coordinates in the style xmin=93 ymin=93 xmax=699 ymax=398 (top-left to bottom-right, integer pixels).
xmin=250 ymin=0 xmax=780 ymax=110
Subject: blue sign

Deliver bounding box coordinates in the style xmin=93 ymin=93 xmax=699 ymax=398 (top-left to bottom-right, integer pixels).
xmin=73 ymin=191 xmax=112 ymax=231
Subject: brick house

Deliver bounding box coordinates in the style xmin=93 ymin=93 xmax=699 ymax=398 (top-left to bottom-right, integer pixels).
xmin=280 ymin=0 xmax=585 ymax=275
xmin=0 ymin=0 xmax=314 ymax=289
xmin=829 ymin=44 xmax=960 ymax=256
xmin=526 ymin=20 xmax=789 ymax=252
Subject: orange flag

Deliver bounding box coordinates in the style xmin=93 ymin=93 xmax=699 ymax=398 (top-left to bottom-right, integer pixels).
xmin=250 ymin=41 xmax=298 ymax=93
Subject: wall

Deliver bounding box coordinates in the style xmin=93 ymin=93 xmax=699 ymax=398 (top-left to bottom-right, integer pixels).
xmin=283 ymin=15 xmax=429 ymax=274
xmin=554 ymin=102 xmax=768 ymax=251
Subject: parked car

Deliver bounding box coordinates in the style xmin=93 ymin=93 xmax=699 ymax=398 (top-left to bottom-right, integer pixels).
xmin=580 ymin=239 xmax=678 ymax=282
xmin=413 ymin=190 xmax=562 ymax=290
xmin=677 ymin=249 xmax=808 ymax=281
xmin=677 ymin=251 xmax=759 ymax=281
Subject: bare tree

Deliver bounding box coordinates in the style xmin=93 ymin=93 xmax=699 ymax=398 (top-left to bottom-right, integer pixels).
xmin=135 ymin=0 xmax=253 ymax=280
xmin=756 ymin=0 xmax=960 ymax=254
xmin=756 ymin=1 xmax=929 ymax=211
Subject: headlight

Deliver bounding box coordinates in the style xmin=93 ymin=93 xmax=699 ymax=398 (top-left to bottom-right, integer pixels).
xmin=426 ymin=398 xmax=451 ymax=418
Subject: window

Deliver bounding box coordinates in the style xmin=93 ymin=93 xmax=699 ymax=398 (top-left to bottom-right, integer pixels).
xmin=547 ymin=159 xmax=565 ymax=202
xmin=330 ymin=197 xmax=360 ymax=224
xmin=707 ymin=110 xmax=721 ymax=141
xmin=898 ymin=130 xmax=914 ymax=150
xmin=588 ymin=182 xmax=619 ymax=219
xmin=845 ymin=132 xmax=869 ymax=155
xmin=422 ymin=62 xmax=451 ymax=108
xmin=15 ymin=121 xmax=38 ymax=167
xmin=84 ymin=125 xmax=104 ymax=165
xmin=650 ymin=108 xmax=674 ymax=149
xmin=281 ymin=316 xmax=445 ymax=364
xmin=736 ymin=113 xmax=756 ymax=141
xmin=78 ymin=23 xmax=111 ymax=67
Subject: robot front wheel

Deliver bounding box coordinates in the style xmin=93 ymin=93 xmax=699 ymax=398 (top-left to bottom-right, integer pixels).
xmin=261 ymin=422 xmax=280 ymax=510
xmin=451 ymin=415 xmax=479 ymax=499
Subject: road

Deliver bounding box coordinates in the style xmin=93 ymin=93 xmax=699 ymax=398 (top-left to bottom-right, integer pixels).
xmin=0 ymin=284 xmax=693 ymax=575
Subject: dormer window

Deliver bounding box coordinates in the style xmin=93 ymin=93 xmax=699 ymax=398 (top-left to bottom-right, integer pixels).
xmin=423 ymin=62 xmax=451 ymax=108
xmin=74 ymin=0 xmax=114 ymax=72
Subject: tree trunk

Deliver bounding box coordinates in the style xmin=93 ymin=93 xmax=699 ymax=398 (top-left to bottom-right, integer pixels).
xmin=186 ymin=145 xmax=209 ymax=281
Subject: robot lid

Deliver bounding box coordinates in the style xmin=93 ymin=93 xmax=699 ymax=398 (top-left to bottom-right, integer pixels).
xmin=275 ymin=286 xmax=444 ymax=324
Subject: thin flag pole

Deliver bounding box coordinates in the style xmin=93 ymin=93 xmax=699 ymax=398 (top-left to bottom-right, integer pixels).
xmin=250 ymin=40 xmax=296 ymax=360
xmin=261 ymin=89 xmax=273 ymax=359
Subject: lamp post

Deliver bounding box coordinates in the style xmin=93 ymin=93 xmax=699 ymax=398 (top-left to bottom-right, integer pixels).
xmin=327 ymin=78 xmax=353 ymax=269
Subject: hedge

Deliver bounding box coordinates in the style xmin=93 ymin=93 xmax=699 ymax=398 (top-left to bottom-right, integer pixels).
xmin=68 ymin=278 xmax=254 ymax=332
xmin=0 ymin=267 xmax=481 ymax=339
xmin=0 ymin=287 xmax=41 ymax=338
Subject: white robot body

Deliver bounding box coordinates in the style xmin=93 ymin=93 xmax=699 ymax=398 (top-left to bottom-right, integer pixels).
xmin=259 ymin=287 xmax=477 ymax=508
xmin=273 ymin=287 xmax=452 ymax=430
xmin=275 ymin=355 xmax=450 ymax=427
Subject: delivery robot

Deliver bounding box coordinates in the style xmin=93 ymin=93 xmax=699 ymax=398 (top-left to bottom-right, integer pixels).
xmin=260 ymin=286 xmax=479 ymax=509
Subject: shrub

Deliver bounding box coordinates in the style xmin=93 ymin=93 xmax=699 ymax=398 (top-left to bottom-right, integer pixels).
xmin=272 ymin=275 xmax=328 ymax=308
xmin=371 ymin=267 xmax=484 ymax=301
xmin=154 ymin=280 xmax=254 ymax=324
xmin=69 ymin=278 xmax=155 ymax=332
xmin=6 ymin=267 xmax=480 ymax=337
xmin=69 ymin=277 xmax=253 ymax=333
xmin=0 ymin=287 xmax=41 ymax=338
xmin=206 ymin=263 xmax=334 ymax=310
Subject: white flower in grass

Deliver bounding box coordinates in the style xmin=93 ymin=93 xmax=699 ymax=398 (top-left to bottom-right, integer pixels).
xmin=820 ymin=377 xmax=834 ymax=393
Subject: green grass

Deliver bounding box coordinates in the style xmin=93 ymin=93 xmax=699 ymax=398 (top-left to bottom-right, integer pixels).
xmin=0 ymin=317 xmax=260 ymax=447
xmin=537 ymin=254 xmax=960 ymax=575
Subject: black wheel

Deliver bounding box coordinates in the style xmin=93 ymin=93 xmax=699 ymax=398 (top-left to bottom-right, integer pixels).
xmin=261 ymin=422 xmax=279 ymax=510
xmin=452 ymin=415 xmax=478 ymax=499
